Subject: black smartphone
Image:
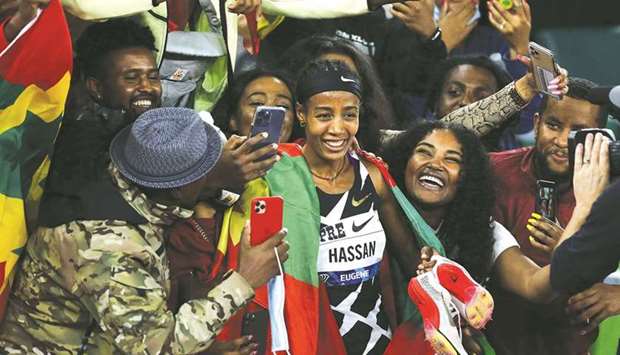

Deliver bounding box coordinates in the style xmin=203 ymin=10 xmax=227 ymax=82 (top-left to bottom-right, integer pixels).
xmin=529 ymin=42 xmax=560 ymax=99
xmin=535 ymin=180 xmax=557 ymax=221
xmin=568 ymin=128 xmax=616 ymax=171
xmin=241 ymin=309 xmax=269 ymax=354
xmin=249 ymin=106 xmax=285 ymax=160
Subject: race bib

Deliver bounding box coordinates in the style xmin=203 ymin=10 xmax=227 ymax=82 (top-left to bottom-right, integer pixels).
xmin=318 ymin=210 xmax=386 ymax=286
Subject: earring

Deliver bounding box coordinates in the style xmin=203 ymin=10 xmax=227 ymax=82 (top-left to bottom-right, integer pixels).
xmin=299 ymin=120 xmax=306 ymax=127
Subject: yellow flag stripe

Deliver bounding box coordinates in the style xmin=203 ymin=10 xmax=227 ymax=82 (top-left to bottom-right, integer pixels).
xmin=0 ymin=71 xmax=70 ymax=135
xmin=25 ymin=155 xmax=52 ymax=231
xmin=0 ymin=194 xmax=27 ymax=294
xmin=216 ymin=178 xmax=270 ymax=254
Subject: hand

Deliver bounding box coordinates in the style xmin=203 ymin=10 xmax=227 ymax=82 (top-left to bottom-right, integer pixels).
xmin=2 ymin=0 xmax=49 ymax=42
xmin=526 ymin=212 xmax=564 ymax=254
xmin=439 ymin=0 xmax=477 ymax=52
xmin=567 ymin=283 xmax=620 ymax=334
xmin=487 ymin=0 xmax=531 ymax=58
xmin=514 ymin=56 xmax=568 ymax=102
xmin=228 ymin=0 xmax=260 ymax=15
xmin=207 ymin=134 xmax=280 ymax=190
xmin=238 ymin=222 xmax=289 ymax=289
xmin=416 ymin=246 xmax=439 ymax=275
xmin=573 ymin=133 xmax=610 ymax=216
xmin=205 ymin=336 xmax=258 ymax=355
xmin=391 ymin=0 xmax=437 ymax=39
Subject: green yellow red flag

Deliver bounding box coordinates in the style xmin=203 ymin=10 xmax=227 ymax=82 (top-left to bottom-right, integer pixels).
xmin=0 ymin=0 xmax=72 ymax=319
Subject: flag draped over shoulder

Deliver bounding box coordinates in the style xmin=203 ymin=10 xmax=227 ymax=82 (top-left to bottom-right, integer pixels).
xmin=214 ymin=144 xmax=450 ymax=354
xmin=0 ymin=0 xmax=72 ymax=320
xmin=212 ymin=144 xmax=346 ymax=355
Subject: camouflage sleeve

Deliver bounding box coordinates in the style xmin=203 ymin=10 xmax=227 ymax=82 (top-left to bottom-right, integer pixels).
xmin=441 ymin=81 xmax=528 ymax=136
xmin=77 ymin=253 xmax=254 ymax=354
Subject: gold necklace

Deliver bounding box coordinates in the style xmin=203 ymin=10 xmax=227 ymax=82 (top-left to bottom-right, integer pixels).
xmin=308 ymin=157 xmax=348 ymax=182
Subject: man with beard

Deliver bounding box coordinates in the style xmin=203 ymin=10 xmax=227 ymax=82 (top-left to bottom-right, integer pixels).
xmin=486 ymin=77 xmax=609 ymax=355
xmin=39 ymin=18 xmax=277 ymax=227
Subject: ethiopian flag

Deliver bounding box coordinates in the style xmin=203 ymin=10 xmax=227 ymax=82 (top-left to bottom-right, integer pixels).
xmin=0 ymin=0 xmax=72 ymax=319
xmin=213 ymin=144 xmax=446 ymax=354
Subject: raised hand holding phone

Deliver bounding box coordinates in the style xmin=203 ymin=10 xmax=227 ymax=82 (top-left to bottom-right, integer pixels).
xmin=513 ymin=52 xmax=568 ymax=103
xmin=238 ymin=213 xmax=288 ymax=289
xmin=249 ymin=106 xmax=285 ymax=161
xmin=528 ymin=42 xmax=563 ymax=99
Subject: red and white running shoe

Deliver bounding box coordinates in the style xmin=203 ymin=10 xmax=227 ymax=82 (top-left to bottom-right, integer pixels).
xmin=408 ymin=272 xmax=467 ymax=355
xmin=431 ymin=255 xmax=494 ymax=330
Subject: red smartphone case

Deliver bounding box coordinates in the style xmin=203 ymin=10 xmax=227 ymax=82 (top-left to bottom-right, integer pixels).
xmin=250 ymin=196 xmax=284 ymax=246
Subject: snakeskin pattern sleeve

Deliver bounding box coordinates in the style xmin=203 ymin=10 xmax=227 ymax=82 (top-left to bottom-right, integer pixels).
xmin=441 ymin=81 xmax=529 ymax=136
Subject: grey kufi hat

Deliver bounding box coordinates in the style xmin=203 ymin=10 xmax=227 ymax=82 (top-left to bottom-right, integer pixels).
xmin=110 ymin=107 xmax=223 ymax=189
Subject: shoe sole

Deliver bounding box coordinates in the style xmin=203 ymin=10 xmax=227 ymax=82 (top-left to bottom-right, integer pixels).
xmin=435 ymin=261 xmax=494 ymax=329
xmin=408 ymin=277 xmax=461 ymax=355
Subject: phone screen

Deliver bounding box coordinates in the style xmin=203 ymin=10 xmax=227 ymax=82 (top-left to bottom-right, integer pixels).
xmin=535 ymin=180 xmax=557 ymax=221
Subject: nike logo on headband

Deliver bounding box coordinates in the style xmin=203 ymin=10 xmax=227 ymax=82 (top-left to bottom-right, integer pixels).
xmin=340 ymin=76 xmax=356 ymax=83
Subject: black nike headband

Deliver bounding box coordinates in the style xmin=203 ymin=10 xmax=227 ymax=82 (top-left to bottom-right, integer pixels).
xmin=297 ymin=66 xmax=362 ymax=104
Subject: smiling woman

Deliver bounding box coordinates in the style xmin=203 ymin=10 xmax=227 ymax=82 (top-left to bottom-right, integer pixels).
xmin=270 ymin=59 xmax=421 ymax=354
xmin=383 ymin=121 xmax=585 ymax=352
xmin=384 ymin=121 xmax=494 ymax=280
xmin=214 ymin=67 xmax=296 ymax=142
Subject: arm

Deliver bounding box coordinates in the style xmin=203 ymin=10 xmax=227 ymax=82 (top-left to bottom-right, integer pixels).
xmin=376 ymin=5 xmax=448 ymax=98
xmin=440 ymin=80 xmax=530 ymax=136
xmin=61 ymin=0 xmax=160 ymax=20
xmin=551 ymin=183 xmax=620 ymax=294
xmin=550 ymin=133 xmax=615 ymax=294
xmin=366 ymin=162 xmax=420 ymax=278
xmin=441 ymin=59 xmax=568 ymax=136
xmin=492 ymin=247 xmax=555 ymax=303
xmin=78 ymin=253 xmax=254 ymax=354
xmin=78 ymin=222 xmax=286 ymax=354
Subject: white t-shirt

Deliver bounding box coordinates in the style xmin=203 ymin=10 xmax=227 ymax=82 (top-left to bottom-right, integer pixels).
xmin=491 ymin=221 xmax=520 ymax=265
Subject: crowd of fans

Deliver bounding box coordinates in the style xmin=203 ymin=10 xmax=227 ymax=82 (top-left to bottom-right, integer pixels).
xmin=0 ymin=0 xmax=618 ymax=354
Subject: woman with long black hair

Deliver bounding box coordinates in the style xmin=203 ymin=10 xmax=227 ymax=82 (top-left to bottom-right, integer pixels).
xmin=383 ymin=121 xmax=577 ymax=354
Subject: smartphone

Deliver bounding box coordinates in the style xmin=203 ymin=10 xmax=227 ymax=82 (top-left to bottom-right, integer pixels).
xmin=529 ymin=42 xmax=560 ymax=99
xmin=249 ymin=106 xmax=285 ymax=161
xmin=250 ymin=196 xmax=284 ymax=246
xmin=497 ymin=0 xmax=513 ymax=10
xmin=241 ymin=309 xmax=269 ymax=355
xmin=568 ymin=128 xmax=616 ymax=171
xmin=535 ymin=180 xmax=557 ymax=221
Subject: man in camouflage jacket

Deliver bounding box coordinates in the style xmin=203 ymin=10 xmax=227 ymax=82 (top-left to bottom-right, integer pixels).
xmin=0 ymin=108 xmax=288 ymax=354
